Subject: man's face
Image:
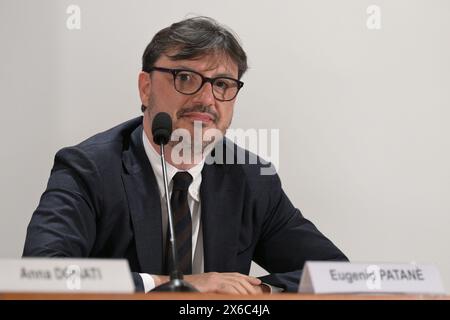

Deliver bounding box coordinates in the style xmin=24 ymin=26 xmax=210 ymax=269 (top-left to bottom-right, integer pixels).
xmin=139 ymin=52 xmax=239 ymax=150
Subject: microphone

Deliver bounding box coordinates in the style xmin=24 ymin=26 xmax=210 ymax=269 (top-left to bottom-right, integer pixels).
xmin=152 ymin=112 xmax=172 ymax=145
xmin=150 ymin=112 xmax=198 ymax=292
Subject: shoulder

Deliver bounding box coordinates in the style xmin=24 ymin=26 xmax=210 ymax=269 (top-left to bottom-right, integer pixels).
xmin=208 ymin=138 xmax=281 ymax=188
xmin=76 ymin=116 xmax=142 ymax=153
xmin=53 ymin=116 xmax=142 ymax=170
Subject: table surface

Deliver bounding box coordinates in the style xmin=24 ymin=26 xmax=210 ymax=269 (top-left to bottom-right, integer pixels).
xmin=1 ymin=292 xmax=449 ymax=300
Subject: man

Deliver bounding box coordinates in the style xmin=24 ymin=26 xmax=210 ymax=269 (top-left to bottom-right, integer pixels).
xmin=23 ymin=16 xmax=347 ymax=293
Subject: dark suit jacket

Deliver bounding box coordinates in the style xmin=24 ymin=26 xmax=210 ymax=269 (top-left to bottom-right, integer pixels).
xmin=23 ymin=116 xmax=348 ymax=292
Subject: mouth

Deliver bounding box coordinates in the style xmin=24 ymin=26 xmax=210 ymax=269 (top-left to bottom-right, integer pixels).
xmin=181 ymin=112 xmax=216 ymax=124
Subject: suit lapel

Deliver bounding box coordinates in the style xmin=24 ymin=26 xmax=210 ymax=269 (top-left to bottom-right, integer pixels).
xmin=121 ymin=127 xmax=246 ymax=274
xmin=201 ymin=162 xmax=245 ymax=272
xmin=121 ymin=124 xmax=163 ymax=274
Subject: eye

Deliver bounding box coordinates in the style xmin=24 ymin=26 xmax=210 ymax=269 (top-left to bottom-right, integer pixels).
xmin=215 ymin=79 xmax=231 ymax=90
xmin=176 ymin=72 xmax=192 ymax=82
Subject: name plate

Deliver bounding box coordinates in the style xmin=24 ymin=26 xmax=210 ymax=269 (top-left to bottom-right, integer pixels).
xmin=299 ymin=261 xmax=446 ymax=295
xmin=0 ymin=258 xmax=134 ymax=293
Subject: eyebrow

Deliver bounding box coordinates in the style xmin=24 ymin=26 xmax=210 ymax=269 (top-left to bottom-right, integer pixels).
xmin=172 ymin=65 xmax=236 ymax=79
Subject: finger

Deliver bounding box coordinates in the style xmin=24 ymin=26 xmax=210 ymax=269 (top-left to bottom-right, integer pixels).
xmin=221 ymin=275 xmax=260 ymax=295
xmin=218 ymin=277 xmax=250 ymax=295
xmin=231 ymin=278 xmax=257 ymax=295
xmin=228 ymin=273 xmax=262 ymax=286
xmin=215 ymin=281 xmax=241 ymax=295
xmin=245 ymin=276 xmax=262 ymax=286
xmin=230 ymin=278 xmax=258 ymax=294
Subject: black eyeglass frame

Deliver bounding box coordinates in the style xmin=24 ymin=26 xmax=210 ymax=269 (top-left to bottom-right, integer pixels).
xmin=146 ymin=66 xmax=244 ymax=102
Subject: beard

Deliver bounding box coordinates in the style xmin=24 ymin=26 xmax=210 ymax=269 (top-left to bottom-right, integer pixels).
xmin=146 ymin=97 xmax=228 ymax=163
xmin=169 ymin=120 xmax=224 ymax=162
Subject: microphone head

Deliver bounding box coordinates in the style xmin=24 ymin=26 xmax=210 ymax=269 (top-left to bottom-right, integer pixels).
xmin=152 ymin=112 xmax=173 ymax=145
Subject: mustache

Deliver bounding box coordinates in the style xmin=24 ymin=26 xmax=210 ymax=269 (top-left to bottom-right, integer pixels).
xmin=177 ymin=105 xmax=219 ymax=123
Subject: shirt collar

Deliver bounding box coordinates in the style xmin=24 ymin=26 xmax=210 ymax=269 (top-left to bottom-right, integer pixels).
xmin=142 ymin=130 xmax=204 ymax=202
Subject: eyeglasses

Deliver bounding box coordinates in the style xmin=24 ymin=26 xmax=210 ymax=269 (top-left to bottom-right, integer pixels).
xmin=147 ymin=66 xmax=244 ymax=102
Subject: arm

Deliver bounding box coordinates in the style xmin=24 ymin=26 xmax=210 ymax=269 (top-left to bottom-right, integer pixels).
xmin=254 ymin=174 xmax=348 ymax=292
xmin=22 ymin=146 xmax=144 ymax=291
xmin=23 ymin=147 xmax=99 ymax=258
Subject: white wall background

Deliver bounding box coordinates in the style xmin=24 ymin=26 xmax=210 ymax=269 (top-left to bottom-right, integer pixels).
xmin=1 ymin=0 xmax=449 ymax=291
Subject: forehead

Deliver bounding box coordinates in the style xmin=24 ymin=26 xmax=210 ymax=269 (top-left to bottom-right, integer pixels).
xmin=155 ymin=52 xmax=239 ymax=77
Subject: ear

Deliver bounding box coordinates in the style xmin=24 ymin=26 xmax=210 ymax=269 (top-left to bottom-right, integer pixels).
xmin=138 ymin=71 xmax=151 ymax=107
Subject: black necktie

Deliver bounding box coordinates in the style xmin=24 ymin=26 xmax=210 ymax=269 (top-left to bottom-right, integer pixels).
xmin=165 ymin=171 xmax=193 ymax=275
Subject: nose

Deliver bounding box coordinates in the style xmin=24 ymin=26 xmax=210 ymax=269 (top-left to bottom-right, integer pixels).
xmin=192 ymin=81 xmax=215 ymax=106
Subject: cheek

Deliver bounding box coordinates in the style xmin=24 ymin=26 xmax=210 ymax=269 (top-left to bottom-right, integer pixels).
xmin=150 ymin=85 xmax=188 ymax=115
xmin=219 ymin=104 xmax=234 ymax=124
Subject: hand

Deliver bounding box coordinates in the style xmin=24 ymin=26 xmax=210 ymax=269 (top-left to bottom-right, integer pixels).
xmin=184 ymin=272 xmax=264 ymax=294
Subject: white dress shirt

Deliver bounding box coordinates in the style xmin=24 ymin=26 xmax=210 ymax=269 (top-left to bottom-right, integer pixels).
xmin=140 ymin=131 xmax=205 ymax=292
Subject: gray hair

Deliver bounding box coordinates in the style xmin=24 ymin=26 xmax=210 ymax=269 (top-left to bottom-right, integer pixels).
xmin=142 ymin=16 xmax=247 ymax=78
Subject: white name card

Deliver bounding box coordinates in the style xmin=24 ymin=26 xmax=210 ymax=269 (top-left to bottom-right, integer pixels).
xmin=299 ymin=261 xmax=446 ymax=295
xmin=0 ymin=258 xmax=135 ymax=293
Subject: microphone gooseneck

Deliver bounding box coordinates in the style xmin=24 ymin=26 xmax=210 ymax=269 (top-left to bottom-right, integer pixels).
xmin=150 ymin=112 xmax=198 ymax=292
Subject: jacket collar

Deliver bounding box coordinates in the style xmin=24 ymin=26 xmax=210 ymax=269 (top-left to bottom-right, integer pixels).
xmin=201 ymin=145 xmax=246 ymax=273
xmin=121 ymin=123 xmax=163 ymax=273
